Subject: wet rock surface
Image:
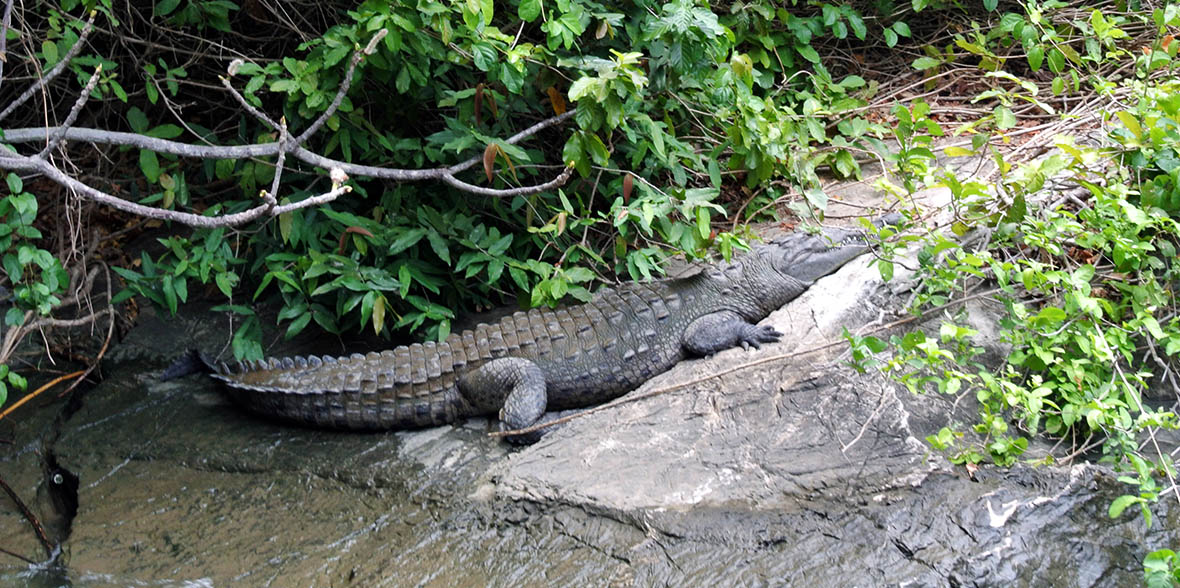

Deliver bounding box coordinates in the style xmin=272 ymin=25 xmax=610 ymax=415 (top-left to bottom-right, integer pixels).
xmin=0 ymin=253 xmax=1176 ymax=587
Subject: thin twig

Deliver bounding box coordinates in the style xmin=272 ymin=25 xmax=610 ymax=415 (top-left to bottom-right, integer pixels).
xmin=36 ymin=65 xmax=103 ymax=160
xmin=441 ymin=164 xmax=574 ymax=198
xmin=266 ymin=117 xmax=289 ymax=200
xmin=0 ymin=10 xmax=96 ymax=123
xmin=0 ymin=0 xmax=15 ymax=90
xmin=292 ymin=30 xmax=385 ymax=146
xmin=0 ymin=371 xmax=85 ymax=422
xmin=0 ymin=546 xmax=36 ymax=565
xmin=56 ymin=264 xmax=116 ymax=399
xmin=0 ymin=475 xmax=51 ymax=558
xmin=218 ymin=74 xmax=280 ymax=132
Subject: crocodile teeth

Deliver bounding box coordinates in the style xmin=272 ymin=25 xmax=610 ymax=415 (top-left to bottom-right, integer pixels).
xmin=307 ymin=355 xmax=323 ymax=368
xmin=281 ymin=357 xmax=295 ymax=369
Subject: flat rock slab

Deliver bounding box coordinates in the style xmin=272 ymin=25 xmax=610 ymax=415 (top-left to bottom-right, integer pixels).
xmin=0 ymin=255 xmax=1174 ymax=586
xmin=489 ymin=255 xmax=1179 ymax=586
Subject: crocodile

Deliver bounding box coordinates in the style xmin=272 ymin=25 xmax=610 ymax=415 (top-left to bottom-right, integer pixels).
xmin=196 ymin=219 xmax=889 ymax=441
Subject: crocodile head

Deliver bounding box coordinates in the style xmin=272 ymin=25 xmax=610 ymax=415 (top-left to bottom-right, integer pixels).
xmin=764 ymin=214 xmax=897 ymax=285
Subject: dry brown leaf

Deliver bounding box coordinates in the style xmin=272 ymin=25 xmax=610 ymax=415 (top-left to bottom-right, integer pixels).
xmin=483 ymin=143 xmax=499 ymax=183
xmin=547 ymin=86 xmax=566 ymax=115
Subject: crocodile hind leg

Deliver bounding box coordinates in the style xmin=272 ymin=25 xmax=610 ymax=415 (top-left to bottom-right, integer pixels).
xmin=457 ymin=357 xmax=548 ymax=444
xmin=682 ymin=310 xmax=783 ymax=356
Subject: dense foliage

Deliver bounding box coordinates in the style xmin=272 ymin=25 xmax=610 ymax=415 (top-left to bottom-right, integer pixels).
xmin=3 ymin=0 xmax=911 ymax=360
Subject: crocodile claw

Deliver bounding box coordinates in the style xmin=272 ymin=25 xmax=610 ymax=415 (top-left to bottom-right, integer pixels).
xmin=740 ymin=324 xmax=783 ymax=350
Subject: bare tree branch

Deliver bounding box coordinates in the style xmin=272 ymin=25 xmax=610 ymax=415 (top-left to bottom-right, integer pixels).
xmin=292 ymin=29 xmax=384 ymax=147
xmin=218 ymin=72 xmax=282 ymax=132
xmin=37 ymin=65 xmax=102 ymax=159
xmin=0 ymin=26 xmax=575 ymax=227
xmin=0 ymin=11 xmax=96 ymax=123
xmin=0 ymin=0 xmax=15 ymax=90
xmin=0 ymin=153 xmax=351 ymax=227
xmin=1 ymin=113 xmax=575 ymax=183
xmin=448 ymin=110 xmax=575 ymax=175
xmin=441 ymin=165 xmax=575 ymax=197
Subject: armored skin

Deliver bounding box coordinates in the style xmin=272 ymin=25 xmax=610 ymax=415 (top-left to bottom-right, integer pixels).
xmin=204 ymin=220 xmax=888 ymax=440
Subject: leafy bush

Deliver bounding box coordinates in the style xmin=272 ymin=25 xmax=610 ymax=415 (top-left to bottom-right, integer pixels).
xmin=64 ymin=0 xmax=910 ymax=353
xmin=843 ymin=2 xmax=1180 ymax=577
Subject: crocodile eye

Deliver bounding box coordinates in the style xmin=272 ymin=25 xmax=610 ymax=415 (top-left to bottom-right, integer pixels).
xmin=52 ymin=473 xmax=63 ymax=484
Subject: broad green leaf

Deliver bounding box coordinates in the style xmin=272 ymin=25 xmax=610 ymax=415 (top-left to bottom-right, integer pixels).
xmin=1108 ymin=495 xmax=1141 ymax=519
xmin=1027 ymin=45 xmax=1044 ymax=71
xmin=127 ymin=107 xmax=150 ymax=133
xmin=912 ymin=57 xmax=941 ymax=70
xmin=1115 ymin=111 xmax=1143 ymax=139
xmin=147 ymin=124 xmax=185 ymax=139
xmin=426 ymin=230 xmax=451 ymax=265
xmin=140 ymin=150 xmax=161 ymax=183
xmin=994 ymin=106 xmax=1016 ymax=130
xmin=519 ymin=0 xmax=541 ymax=21
xmin=156 ymin=0 xmax=181 ymax=16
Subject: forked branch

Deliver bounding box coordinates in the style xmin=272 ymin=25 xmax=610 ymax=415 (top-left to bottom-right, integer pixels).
xmin=0 ymin=26 xmax=575 ymax=228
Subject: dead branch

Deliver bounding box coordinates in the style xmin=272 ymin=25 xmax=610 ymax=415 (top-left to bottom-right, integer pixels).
xmin=0 ymin=26 xmax=575 ymax=228
xmin=0 ymin=474 xmax=51 ymax=559
xmin=0 ymin=11 xmax=96 ymax=122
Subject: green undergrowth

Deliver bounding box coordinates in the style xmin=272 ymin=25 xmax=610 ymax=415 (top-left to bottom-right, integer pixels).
xmin=6 ymin=0 xmax=928 ymax=360
xmin=842 ymin=3 xmax=1180 ymax=584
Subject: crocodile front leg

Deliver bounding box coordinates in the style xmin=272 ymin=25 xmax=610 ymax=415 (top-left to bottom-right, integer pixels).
xmin=682 ymin=310 xmax=783 ymax=356
xmin=458 ymin=357 xmax=548 ymax=444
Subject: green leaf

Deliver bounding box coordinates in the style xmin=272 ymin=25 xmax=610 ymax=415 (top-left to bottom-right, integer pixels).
xmin=796 ymin=44 xmax=820 ymax=64
xmin=42 ymin=40 xmax=59 ymax=66
xmin=388 ymin=228 xmax=428 ymax=255
xmin=1108 ymin=494 xmax=1141 ymax=519
xmin=156 ymin=0 xmax=182 ymax=17
xmin=519 ymin=0 xmax=541 ymax=21
xmin=147 ymin=124 xmax=185 ymax=139
xmin=286 ymin=312 xmax=312 ymax=339
xmin=804 ymin=187 xmax=828 ymax=212
xmin=912 ymin=57 xmax=941 ymax=70
xmin=6 ymin=173 xmax=22 ymax=194
xmin=1142 ymin=316 xmax=1166 ymax=340
xmin=139 ymin=150 xmax=161 ymax=183
xmin=1027 ymin=45 xmax=1044 ymax=71
xmin=127 ymin=107 xmax=150 ymax=133
xmin=372 ymin=294 xmax=386 ymax=335
xmin=696 ymin=207 xmax=710 ymax=240
xmin=1047 ymin=48 xmax=1065 ymax=73
xmin=162 ymin=274 xmax=178 ymax=314
xmin=994 ymin=106 xmax=1016 ymax=130
xmin=5 ymin=306 xmax=23 ymax=327
xmin=1115 ymin=111 xmax=1143 ymax=139
xmin=426 ymin=230 xmax=451 ymax=265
